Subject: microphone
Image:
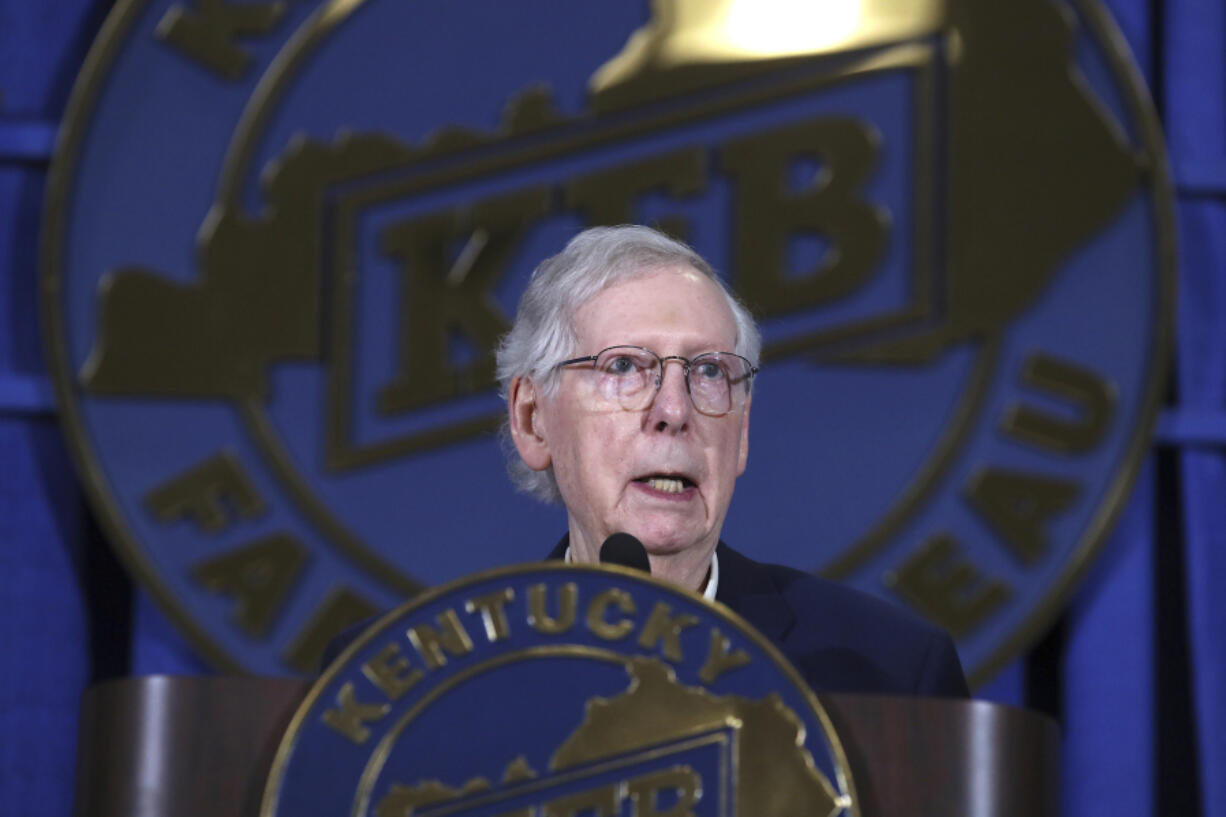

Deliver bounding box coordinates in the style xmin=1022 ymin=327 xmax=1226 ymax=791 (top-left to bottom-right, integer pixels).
xmin=599 ymin=533 xmax=651 ymax=574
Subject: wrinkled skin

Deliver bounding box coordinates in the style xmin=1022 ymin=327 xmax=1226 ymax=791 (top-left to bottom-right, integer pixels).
xmin=509 ymin=266 xmax=751 ymax=590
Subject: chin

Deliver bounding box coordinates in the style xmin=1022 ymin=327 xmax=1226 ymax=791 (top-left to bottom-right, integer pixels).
xmin=632 ymin=528 xmax=705 ymax=557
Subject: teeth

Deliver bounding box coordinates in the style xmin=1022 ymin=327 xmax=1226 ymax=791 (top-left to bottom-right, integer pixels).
xmin=647 ymin=477 xmax=686 ymax=493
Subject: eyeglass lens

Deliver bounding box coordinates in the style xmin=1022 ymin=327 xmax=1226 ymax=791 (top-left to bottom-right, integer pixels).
xmin=591 ymin=347 xmax=748 ymax=415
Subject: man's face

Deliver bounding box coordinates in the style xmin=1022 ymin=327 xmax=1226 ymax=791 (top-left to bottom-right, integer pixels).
xmin=517 ymin=266 xmax=751 ymax=565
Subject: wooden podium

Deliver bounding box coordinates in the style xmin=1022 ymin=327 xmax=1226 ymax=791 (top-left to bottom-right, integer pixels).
xmin=74 ymin=676 xmax=1059 ymax=817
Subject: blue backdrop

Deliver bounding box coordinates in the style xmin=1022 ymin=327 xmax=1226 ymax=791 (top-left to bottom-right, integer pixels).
xmin=1 ymin=1 xmax=1222 ymax=816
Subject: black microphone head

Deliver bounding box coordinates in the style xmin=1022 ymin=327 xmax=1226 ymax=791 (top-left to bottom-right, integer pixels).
xmin=599 ymin=533 xmax=651 ymax=574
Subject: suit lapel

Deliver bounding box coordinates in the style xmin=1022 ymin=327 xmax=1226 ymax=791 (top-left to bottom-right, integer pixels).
xmin=714 ymin=543 xmax=796 ymax=644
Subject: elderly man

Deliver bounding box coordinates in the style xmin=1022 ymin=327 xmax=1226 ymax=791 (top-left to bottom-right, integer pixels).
xmin=497 ymin=225 xmax=968 ymax=697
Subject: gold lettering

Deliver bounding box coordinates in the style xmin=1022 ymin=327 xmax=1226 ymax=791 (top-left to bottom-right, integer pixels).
xmin=637 ymin=602 xmax=699 ymax=662
xmin=321 ymin=681 xmax=390 ymax=745
xmin=965 ymin=468 xmax=1080 ymax=564
xmin=465 ymin=588 xmax=516 ymax=642
xmin=190 ymin=533 xmax=307 ymax=638
xmin=722 ymin=117 xmax=887 ymax=315
xmin=627 ymin=766 xmax=701 ymax=817
xmin=1001 ymin=353 xmax=1117 ymax=454
xmin=155 ymin=0 xmax=285 ymax=80
xmin=542 ymin=782 xmax=619 ymax=817
xmin=377 ymin=188 xmax=550 ymax=414
xmin=145 ymin=451 xmax=264 ymax=532
xmin=408 ymin=609 xmax=474 ymax=669
xmin=697 ymin=628 xmax=750 ymax=684
xmin=565 ymin=148 xmax=706 ymax=234
xmin=361 ymin=642 xmax=422 ymax=701
xmin=885 ymin=534 xmax=1011 ymax=638
xmin=282 ymin=587 xmax=380 ymax=674
xmin=586 ymin=589 xmax=636 ymax=641
xmin=528 ymin=582 xmax=577 ymax=634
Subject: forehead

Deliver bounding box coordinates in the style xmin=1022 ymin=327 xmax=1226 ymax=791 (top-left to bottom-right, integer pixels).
xmin=573 ymin=266 xmax=738 ymax=351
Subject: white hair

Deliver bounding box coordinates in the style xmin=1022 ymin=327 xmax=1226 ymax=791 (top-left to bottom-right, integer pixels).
xmin=495 ymin=225 xmax=760 ymax=502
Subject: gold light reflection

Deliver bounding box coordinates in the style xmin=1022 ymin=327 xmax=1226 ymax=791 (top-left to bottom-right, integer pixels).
xmin=593 ymin=0 xmax=947 ymax=95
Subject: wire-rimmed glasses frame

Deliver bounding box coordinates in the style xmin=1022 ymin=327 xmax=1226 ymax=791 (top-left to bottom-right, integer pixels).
xmin=553 ymin=345 xmax=758 ymax=417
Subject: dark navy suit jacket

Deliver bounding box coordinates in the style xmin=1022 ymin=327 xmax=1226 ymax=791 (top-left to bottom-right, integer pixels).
xmin=711 ymin=542 xmax=968 ymax=696
xmin=324 ymin=539 xmax=969 ymax=698
xmin=548 ymin=537 xmax=969 ymax=698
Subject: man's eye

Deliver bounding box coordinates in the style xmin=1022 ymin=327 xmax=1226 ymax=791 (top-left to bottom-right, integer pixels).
xmin=606 ymin=356 xmax=639 ymax=375
xmin=694 ymin=361 xmax=726 ymax=381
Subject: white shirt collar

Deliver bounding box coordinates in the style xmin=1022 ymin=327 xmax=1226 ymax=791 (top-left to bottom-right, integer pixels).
xmin=564 ymin=546 xmax=720 ymax=601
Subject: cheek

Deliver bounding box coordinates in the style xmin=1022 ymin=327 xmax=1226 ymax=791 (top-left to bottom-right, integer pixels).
xmin=554 ymin=415 xmax=620 ymax=487
xmin=576 ymin=419 xmax=637 ymax=491
xmin=581 ymin=422 xmax=627 ymax=471
xmin=717 ymin=424 xmax=746 ymax=470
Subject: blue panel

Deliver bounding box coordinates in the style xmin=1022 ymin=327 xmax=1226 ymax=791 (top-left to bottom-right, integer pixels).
xmin=1061 ymin=461 xmax=1155 ymax=817
xmin=0 ymin=121 xmax=56 ymax=162
xmin=0 ymin=419 xmax=89 ymax=817
xmin=1154 ymin=409 xmax=1226 ymax=447
xmin=0 ymin=375 xmax=56 ymax=416
xmin=1176 ymin=160 xmax=1226 ymax=195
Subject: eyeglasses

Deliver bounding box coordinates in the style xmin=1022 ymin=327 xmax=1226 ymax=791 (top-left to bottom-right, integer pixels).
xmin=554 ymin=345 xmax=758 ymax=417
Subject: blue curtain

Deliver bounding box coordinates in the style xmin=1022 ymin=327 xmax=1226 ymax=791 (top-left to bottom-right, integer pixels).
xmin=1168 ymin=2 xmax=1226 ymax=814
xmin=1 ymin=0 xmax=1223 ymax=815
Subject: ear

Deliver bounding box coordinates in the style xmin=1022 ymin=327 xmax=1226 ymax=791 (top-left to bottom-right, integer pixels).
xmin=736 ymin=394 xmax=751 ymax=476
xmin=509 ymin=376 xmax=552 ymax=471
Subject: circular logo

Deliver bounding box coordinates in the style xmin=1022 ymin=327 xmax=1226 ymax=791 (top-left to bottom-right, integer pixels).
xmin=262 ymin=564 xmax=856 ymax=817
xmin=43 ymin=0 xmax=1174 ymax=681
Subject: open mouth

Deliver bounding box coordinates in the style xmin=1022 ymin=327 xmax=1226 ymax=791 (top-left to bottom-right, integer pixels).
xmin=634 ymin=474 xmax=696 ymax=494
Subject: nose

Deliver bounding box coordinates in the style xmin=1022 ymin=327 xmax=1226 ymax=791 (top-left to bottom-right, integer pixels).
xmin=645 ymin=359 xmax=693 ymax=432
